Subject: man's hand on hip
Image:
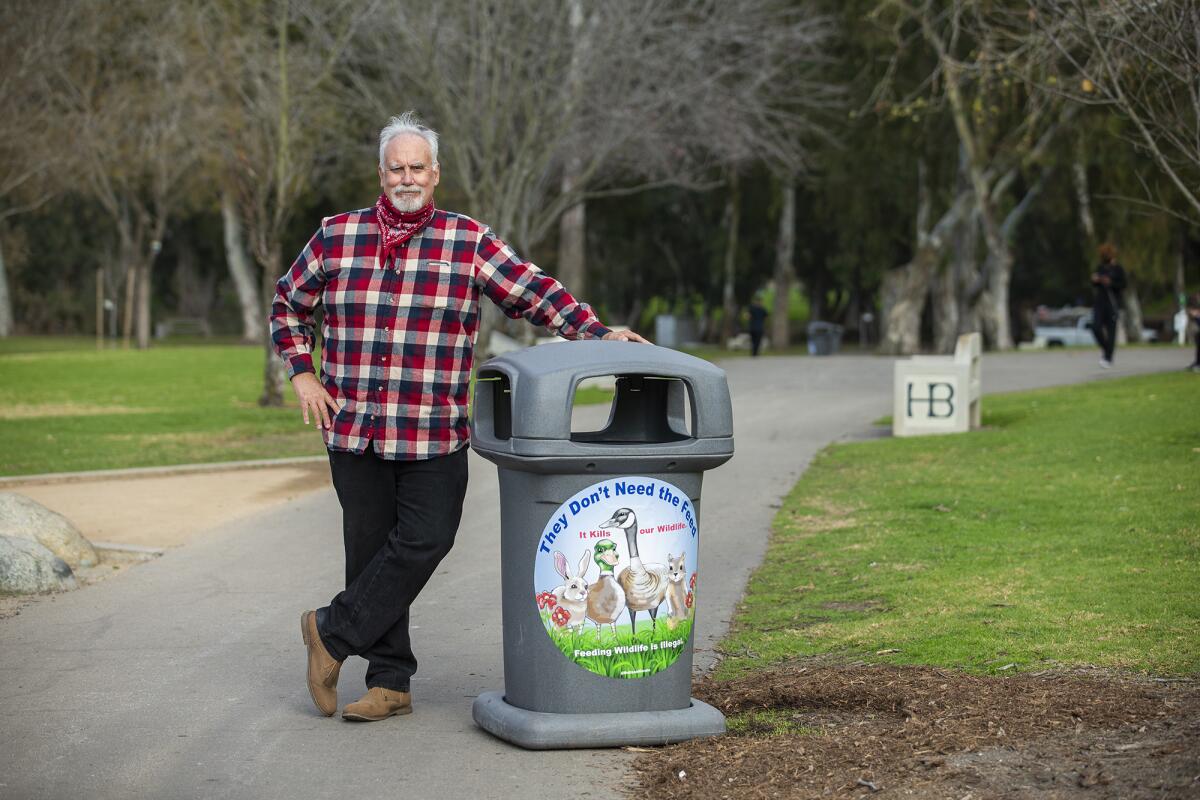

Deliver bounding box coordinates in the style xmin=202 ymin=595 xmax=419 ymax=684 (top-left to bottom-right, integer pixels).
xmin=291 ymin=372 xmax=341 ymax=429
xmin=602 ymin=330 xmax=650 ymax=344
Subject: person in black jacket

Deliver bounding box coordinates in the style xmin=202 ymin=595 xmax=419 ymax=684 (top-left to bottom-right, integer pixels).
xmin=747 ymin=295 xmax=769 ymax=357
xmin=1091 ymin=242 xmax=1127 ymax=368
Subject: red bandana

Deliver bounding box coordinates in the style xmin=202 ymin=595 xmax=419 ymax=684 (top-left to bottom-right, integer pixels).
xmin=374 ymin=193 xmax=435 ymax=263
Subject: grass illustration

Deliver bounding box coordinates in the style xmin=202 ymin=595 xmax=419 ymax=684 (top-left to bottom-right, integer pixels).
xmin=541 ymin=611 xmax=694 ymax=678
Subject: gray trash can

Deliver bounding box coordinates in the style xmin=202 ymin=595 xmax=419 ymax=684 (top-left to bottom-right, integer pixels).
xmin=470 ymin=340 xmax=734 ymax=749
xmin=654 ymin=313 xmax=679 ymax=349
xmin=807 ymin=320 xmax=844 ymax=355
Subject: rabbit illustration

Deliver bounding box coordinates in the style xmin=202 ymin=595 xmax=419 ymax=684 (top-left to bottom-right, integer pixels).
xmin=551 ymin=549 xmax=591 ymax=632
xmin=665 ymin=552 xmax=689 ymax=620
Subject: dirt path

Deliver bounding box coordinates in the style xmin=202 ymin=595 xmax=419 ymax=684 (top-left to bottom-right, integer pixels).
xmin=11 ymin=460 xmax=331 ymax=549
xmin=0 ymin=460 xmax=334 ymax=619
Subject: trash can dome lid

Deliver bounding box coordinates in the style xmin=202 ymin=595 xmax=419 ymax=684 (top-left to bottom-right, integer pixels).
xmin=475 ymin=340 xmax=733 ymax=442
xmin=480 ymin=339 xmax=726 ymax=383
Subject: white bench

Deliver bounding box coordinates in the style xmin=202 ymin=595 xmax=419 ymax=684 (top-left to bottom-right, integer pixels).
xmin=892 ymin=332 xmax=981 ymax=437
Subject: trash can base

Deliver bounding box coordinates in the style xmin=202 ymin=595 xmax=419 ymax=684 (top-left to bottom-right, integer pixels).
xmin=472 ymin=690 xmax=725 ymax=750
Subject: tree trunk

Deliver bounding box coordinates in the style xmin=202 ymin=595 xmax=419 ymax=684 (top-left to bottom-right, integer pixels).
xmin=1071 ymin=148 xmax=1097 ymax=251
xmin=938 ymin=58 xmax=1019 ymax=352
xmin=1122 ymin=285 xmax=1145 ymax=343
xmin=933 ymin=154 xmax=974 ymax=354
xmin=135 ymin=256 xmax=153 ymax=349
xmin=258 ymin=242 xmax=288 ymax=407
xmin=720 ymin=170 xmax=741 ymax=344
xmin=121 ymin=250 xmax=136 ymax=349
xmin=880 ymin=251 xmax=937 ymax=355
xmin=557 ymin=171 xmax=586 ymax=298
xmin=880 ymin=159 xmax=950 ymax=355
xmin=222 ymin=189 xmax=263 ymax=344
xmin=931 ymin=261 xmax=959 ymax=354
xmin=556 ymin=0 xmax=587 ymax=297
xmin=0 ymin=236 xmax=12 ymax=337
xmin=978 ymin=247 xmax=1014 ymax=350
xmin=771 ymin=177 xmax=796 ymax=349
xmin=1175 ymin=230 xmax=1187 ymax=304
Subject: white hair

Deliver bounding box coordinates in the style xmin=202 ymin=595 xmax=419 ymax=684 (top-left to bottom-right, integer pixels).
xmin=378 ymin=111 xmax=439 ymax=168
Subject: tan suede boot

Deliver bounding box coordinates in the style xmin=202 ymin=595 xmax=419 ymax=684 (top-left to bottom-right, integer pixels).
xmin=342 ymin=686 xmax=413 ymax=722
xmin=301 ymin=610 xmax=342 ymax=716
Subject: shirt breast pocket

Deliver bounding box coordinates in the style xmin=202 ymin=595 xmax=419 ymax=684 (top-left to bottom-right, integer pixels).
xmin=417 ymin=259 xmax=472 ymax=313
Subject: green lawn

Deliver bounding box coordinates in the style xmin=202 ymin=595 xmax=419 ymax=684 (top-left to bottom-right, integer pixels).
xmin=0 ymin=337 xmax=614 ymax=476
xmin=718 ymin=372 xmax=1200 ymax=678
xmin=0 ymin=343 xmax=326 ymax=475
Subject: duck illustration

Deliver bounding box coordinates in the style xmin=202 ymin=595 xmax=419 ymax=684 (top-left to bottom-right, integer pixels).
xmin=599 ymin=507 xmax=669 ymax=634
xmin=585 ymin=539 xmax=626 ymax=635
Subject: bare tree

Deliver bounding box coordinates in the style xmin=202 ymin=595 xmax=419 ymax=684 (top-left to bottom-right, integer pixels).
xmin=876 ymin=0 xmax=1072 ymax=351
xmin=1031 ymin=0 xmax=1199 ymax=340
xmin=199 ymin=0 xmax=374 ymax=404
xmin=1032 ymin=0 xmax=1200 ymax=221
xmin=687 ymin=2 xmax=841 ymax=345
xmin=48 ymin=0 xmax=213 ymax=349
xmin=0 ymin=1 xmax=69 ymax=337
xmin=355 ymin=0 xmax=838 ymax=348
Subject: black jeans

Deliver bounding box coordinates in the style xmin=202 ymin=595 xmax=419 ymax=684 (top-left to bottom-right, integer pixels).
xmin=1093 ymin=309 xmax=1118 ymax=362
xmin=317 ymin=446 xmax=468 ymax=692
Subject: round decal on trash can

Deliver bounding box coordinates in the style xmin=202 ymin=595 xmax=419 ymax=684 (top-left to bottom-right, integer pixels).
xmin=533 ymin=476 xmax=699 ymax=679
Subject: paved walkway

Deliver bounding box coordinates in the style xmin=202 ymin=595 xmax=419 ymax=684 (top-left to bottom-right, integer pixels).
xmin=0 ymin=348 xmax=1187 ymax=799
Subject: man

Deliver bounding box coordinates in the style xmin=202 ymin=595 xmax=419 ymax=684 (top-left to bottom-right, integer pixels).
xmin=1090 ymin=242 xmax=1127 ymax=368
xmin=271 ymin=112 xmax=647 ymax=722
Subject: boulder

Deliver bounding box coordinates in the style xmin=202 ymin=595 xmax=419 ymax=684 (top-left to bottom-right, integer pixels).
xmin=0 ymin=492 xmax=99 ymax=569
xmin=0 ymin=535 xmax=78 ymax=593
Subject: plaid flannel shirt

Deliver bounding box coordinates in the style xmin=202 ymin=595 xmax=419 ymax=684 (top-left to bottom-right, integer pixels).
xmin=270 ymin=207 xmax=611 ymax=460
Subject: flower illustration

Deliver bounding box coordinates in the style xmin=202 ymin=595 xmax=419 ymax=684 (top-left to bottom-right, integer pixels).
xmin=685 ymin=591 xmax=694 ymax=609
xmin=551 ymin=606 xmax=571 ymax=627
xmin=536 ymin=591 xmax=557 ymax=610
xmin=689 ymin=572 xmax=697 ymax=590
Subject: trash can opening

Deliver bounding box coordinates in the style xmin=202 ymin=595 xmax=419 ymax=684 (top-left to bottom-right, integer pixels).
xmin=475 ymin=370 xmax=512 ymax=441
xmin=571 ymin=374 xmax=694 ymax=444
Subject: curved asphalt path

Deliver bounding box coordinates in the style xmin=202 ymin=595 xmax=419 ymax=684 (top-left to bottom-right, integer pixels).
xmin=0 ymin=347 xmax=1187 ymax=799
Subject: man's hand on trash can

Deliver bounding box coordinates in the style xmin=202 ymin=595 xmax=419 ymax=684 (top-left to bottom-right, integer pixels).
xmin=290 ymin=372 xmax=342 ymax=429
xmin=602 ymin=330 xmax=650 ymax=344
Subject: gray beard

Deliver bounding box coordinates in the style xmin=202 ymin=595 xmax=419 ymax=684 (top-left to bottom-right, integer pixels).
xmin=391 ymin=190 xmax=425 ymax=212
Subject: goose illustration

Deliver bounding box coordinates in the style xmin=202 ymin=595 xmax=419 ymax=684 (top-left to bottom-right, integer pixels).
xmin=585 ymin=539 xmax=626 ymax=635
xmin=599 ymin=507 xmax=669 ymax=634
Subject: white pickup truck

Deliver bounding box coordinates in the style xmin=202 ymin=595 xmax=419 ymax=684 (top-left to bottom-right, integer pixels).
xmin=1033 ymin=315 xmax=1157 ymax=347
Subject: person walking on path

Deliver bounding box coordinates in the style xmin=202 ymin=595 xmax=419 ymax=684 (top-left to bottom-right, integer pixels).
xmin=1091 ymin=242 xmax=1127 ymax=368
xmin=271 ymin=111 xmax=647 ymax=723
xmin=747 ymin=295 xmax=768 ymax=357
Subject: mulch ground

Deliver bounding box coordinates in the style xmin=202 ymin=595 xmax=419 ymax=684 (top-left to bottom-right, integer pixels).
xmin=627 ymin=663 xmax=1199 ymax=799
